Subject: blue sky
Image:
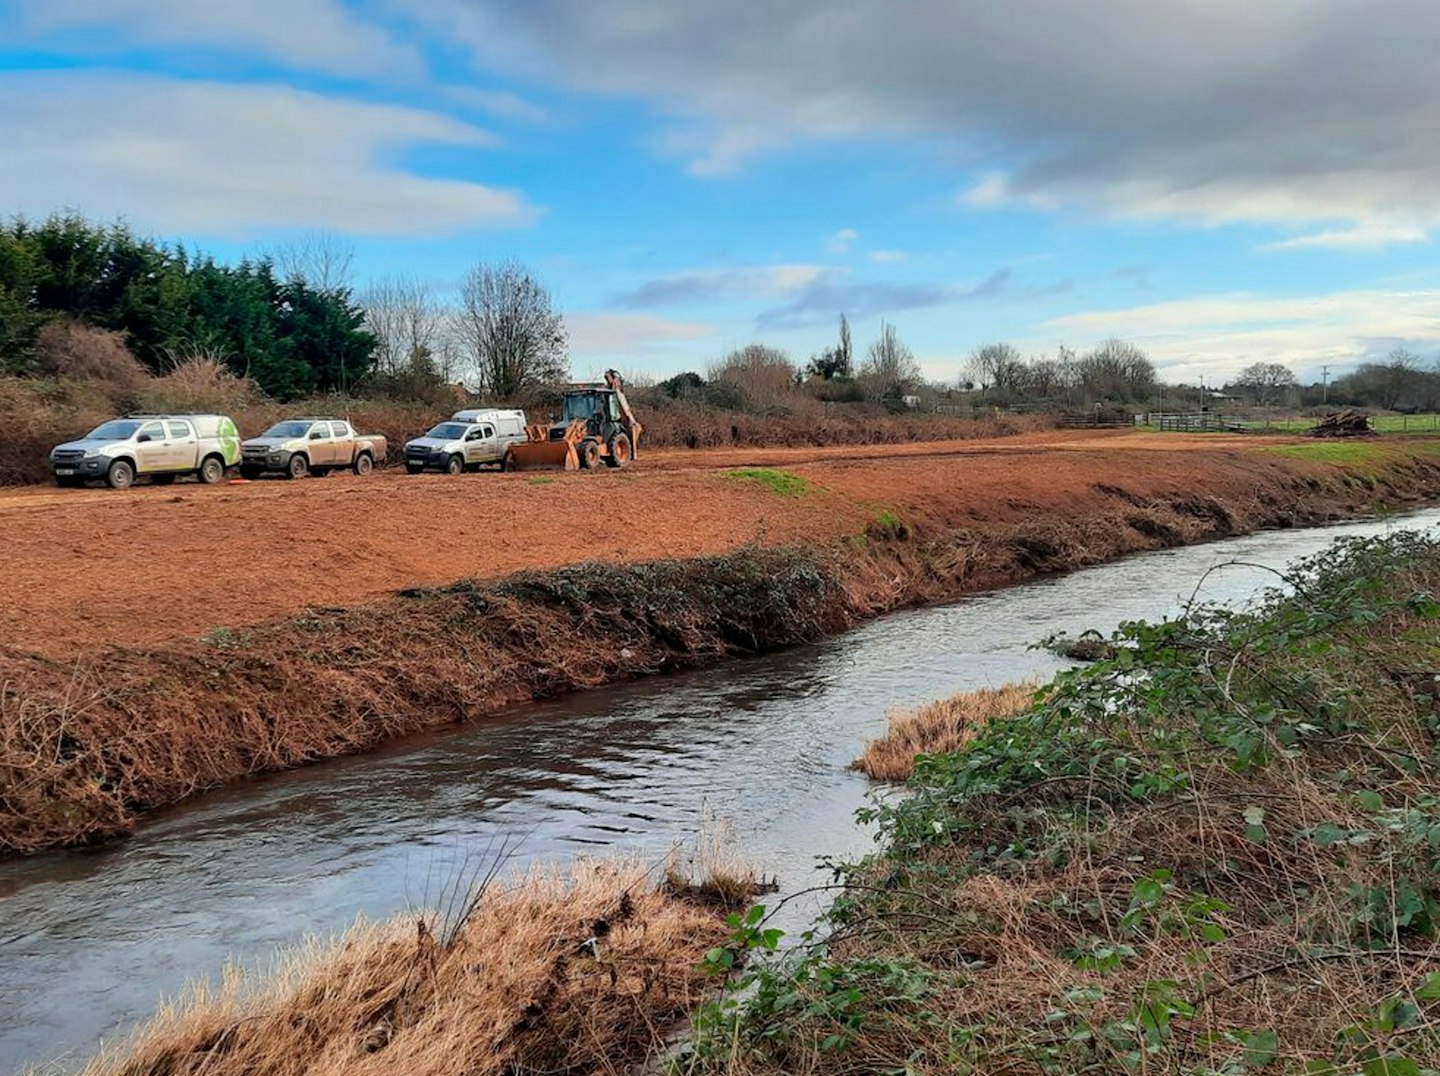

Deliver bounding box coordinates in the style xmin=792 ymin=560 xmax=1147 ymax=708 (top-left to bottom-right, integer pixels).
xmin=3 ymin=0 xmax=1439 ymax=385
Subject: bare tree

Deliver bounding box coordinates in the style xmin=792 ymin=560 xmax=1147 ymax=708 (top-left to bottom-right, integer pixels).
xmin=966 ymin=342 xmax=1028 ymax=396
xmin=361 ymin=275 xmax=447 ymax=376
xmin=457 ymin=261 xmax=568 ymax=398
xmin=1233 ymin=361 xmax=1298 ymax=407
xmin=270 ymin=231 xmax=355 ymax=294
xmin=861 ymin=321 xmax=922 ymax=399
xmin=1075 ymin=338 xmax=1156 ymax=402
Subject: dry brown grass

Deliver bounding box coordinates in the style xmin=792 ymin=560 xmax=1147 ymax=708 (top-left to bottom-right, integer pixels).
xmin=69 ymin=859 xmax=739 ymax=1076
xmin=851 ymin=682 xmax=1037 ymax=781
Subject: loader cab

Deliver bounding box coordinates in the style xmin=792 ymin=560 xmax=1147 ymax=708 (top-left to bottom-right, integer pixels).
xmin=561 ymin=390 xmax=619 ymax=426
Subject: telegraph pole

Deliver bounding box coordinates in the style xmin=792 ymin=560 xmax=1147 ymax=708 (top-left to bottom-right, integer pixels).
xmin=1321 ymin=364 xmax=1331 ymax=404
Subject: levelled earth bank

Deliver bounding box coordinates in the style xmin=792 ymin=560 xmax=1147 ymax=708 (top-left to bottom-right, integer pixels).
xmin=4 ymin=432 xmax=1440 ymax=853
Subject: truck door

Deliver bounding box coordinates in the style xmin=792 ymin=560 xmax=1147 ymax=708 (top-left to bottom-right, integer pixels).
xmin=133 ymin=420 xmax=169 ymax=473
xmin=478 ymin=423 xmax=498 ymax=462
xmin=462 ymin=425 xmax=485 ymax=464
xmin=167 ymin=420 xmax=197 ymax=469
xmin=329 ymin=422 xmax=352 ymax=466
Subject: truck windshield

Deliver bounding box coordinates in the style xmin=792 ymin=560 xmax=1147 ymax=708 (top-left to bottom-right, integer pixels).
xmin=426 ymin=423 xmax=469 ymax=439
xmin=562 ymin=392 xmax=607 ymax=423
xmin=263 ymin=422 xmax=313 ymax=438
xmin=86 ymin=420 xmax=143 ymax=440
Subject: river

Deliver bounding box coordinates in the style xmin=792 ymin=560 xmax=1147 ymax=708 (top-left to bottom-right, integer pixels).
xmin=4 ymin=508 xmax=1439 ymax=1071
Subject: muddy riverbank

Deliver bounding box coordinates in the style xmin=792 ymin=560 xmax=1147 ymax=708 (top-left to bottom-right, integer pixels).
xmin=5 ymin=443 xmax=1440 ymax=854
xmin=6 ymin=508 xmax=1440 ymax=1072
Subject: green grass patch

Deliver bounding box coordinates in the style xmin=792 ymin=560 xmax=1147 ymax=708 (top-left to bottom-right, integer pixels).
xmin=1263 ymin=441 xmax=1390 ymax=467
xmin=723 ymin=468 xmax=813 ymax=497
xmin=526 ymin=476 xmax=555 ymax=486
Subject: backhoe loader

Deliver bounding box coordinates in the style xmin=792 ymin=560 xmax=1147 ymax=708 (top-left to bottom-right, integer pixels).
xmin=502 ymin=370 xmax=643 ymax=472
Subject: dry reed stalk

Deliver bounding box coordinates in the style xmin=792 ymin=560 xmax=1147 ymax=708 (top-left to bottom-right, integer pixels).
xmin=851 ymin=682 xmax=1037 ymax=781
xmin=70 ymin=859 xmax=741 ymax=1076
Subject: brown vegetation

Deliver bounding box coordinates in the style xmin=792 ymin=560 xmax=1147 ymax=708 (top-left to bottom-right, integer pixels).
xmin=0 ymin=322 xmax=1054 ymax=485
xmin=850 ymin=682 xmax=1037 ymax=781
xmin=74 ymin=859 xmax=743 ymax=1076
xmin=5 ymin=436 xmax=1440 ymax=854
xmin=682 ymin=536 xmax=1440 ymax=1074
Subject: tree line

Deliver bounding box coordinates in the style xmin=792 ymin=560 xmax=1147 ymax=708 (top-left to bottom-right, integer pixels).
xmin=0 ymin=214 xmax=571 ymax=403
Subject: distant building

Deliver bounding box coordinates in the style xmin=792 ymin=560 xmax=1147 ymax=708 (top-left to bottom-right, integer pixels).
xmin=901 ymin=394 xmax=922 ymax=409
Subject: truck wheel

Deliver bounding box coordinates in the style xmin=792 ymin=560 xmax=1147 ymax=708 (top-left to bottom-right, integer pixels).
xmin=239 ymin=466 xmax=262 ymax=481
xmin=405 ymin=463 xmax=425 ymax=475
xmin=501 ymin=450 xmax=515 ymax=472
xmin=106 ymin=459 xmax=135 ymax=490
xmin=286 ymin=453 xmax=309 ymax=480
xmin=353 ymin=453 xmax=373 ymax=476
xmin=151 ymin=473 xmax=177 ymax=485
xmin=198 ymin=456 xmax=225 ymax=485
xmin=445 ymin=454 xmax=465 ymax=476
xmin=578 ymin=439 xmax=601 ymax=469
xmin=604 ymin=433 xmax=632 ymax=468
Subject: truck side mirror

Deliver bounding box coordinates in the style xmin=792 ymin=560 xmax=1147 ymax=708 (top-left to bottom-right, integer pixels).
xmin=310 ymin=431 xmax=324 ymax=440
xmin=136 ymin=433 xmax=152 ymax=443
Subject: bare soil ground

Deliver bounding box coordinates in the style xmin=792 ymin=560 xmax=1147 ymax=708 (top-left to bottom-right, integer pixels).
xmin=0 ymin=430 xmax=1363 ymax=657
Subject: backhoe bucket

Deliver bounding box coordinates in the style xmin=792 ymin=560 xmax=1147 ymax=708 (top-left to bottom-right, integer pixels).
xmin=504 ymin=440 xmax=579 ymax=471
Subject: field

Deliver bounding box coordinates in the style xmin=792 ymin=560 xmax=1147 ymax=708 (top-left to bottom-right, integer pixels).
xmin=0 ymin=429 xmax=1358 ymax=657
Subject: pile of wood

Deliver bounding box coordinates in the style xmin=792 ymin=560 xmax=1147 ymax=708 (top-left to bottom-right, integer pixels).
xmin=1310 ymin=409 xmax=1374 ymax=437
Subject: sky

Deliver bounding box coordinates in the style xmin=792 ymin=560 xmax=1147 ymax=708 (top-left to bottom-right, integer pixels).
xmin=3 ymin=1 xmax=1439 ymax=385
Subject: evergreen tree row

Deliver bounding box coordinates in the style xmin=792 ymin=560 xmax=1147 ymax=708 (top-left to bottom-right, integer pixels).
xmin=0 ymin=213 xmax=376 ymax=400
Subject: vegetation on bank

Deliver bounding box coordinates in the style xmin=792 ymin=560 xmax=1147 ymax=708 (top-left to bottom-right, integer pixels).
xmin=72 ymin=857 xmax=759 ymax=1076
xmin=681 ymin=533 xmax=1440 ymax=1075
xmin=7 ymin=451 xmax=1440 ymax=855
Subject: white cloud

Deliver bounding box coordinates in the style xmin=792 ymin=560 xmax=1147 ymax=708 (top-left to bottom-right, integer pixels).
xmin=614 ymin=264 xmax=831 ymax=307
xmin=826 ymin=228 xmax=859 ymax=254
xmin=17 ymin=0 xmax=419 ymax=78
xmin=0 ymin=72 xmax=539 ymax=237
xmin=413 ymin=1 xmax=1440 ymax=234
xmin=868 ymin=250 xmax=908 ymax=263
xmin=567 ymin=311 xmax=715 ymax=356
xmin=1037 ymin=288 xmax=1440 ymax=382
xmin=1259 ymin=225 xmax=1431 ymax=252
xmin=441 ymin=85 xmax=549 ymax=123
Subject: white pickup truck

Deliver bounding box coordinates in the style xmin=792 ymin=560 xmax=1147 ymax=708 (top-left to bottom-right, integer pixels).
xmin=239 ymin=417 xmax=387 ymax=479
xmin=50 ymin=414 xmax=241 ymax=489
xmin=403 ymin=408 xmax=527 ymax=474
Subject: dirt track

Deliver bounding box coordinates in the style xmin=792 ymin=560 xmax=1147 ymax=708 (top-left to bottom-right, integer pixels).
xmin=0 ymin=430 xmax=1321 ymax=657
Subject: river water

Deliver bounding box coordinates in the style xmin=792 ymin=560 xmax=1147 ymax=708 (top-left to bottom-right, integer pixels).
xmin=4 ymin=509 xmax=1440 ymax=1071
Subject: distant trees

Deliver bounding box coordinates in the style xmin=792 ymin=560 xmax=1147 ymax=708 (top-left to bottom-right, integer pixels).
xmin=806 ymin=313 xmax=854 ymax=380
xmin=362 ymin=275 xmax=448 ymax=377
xmin=966 ymin=343 xmax=1028 ymax=397
xmin=456 ymin=261 xmax=569 ymax=398
xmin=1232 ymin=362 xmax=1297 ymax=407
xmin=960 ymin=338 xmax=1156 ymax=405
xmin=860 ymin=321 xmax=922 ymax=399
xmin=0 ymin=213 xmax=376 ymax=399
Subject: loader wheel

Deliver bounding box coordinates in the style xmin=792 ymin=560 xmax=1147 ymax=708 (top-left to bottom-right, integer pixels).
xmin=445 ymin=454 xmax=465 ymax=476
xmin=604 ymin=433 xmax=631 ymax=468
xmin=578 ymin=439 xmax=601 ymax=469
xmin=286 ymin=453 xmax=309 ymax=480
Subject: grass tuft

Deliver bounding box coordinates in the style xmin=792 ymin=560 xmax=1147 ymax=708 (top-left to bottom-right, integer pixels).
xmin=851 ymin=682 xmax=1037 ymax=781
xmin=722 ymin=468 xmax=813 ymax=497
